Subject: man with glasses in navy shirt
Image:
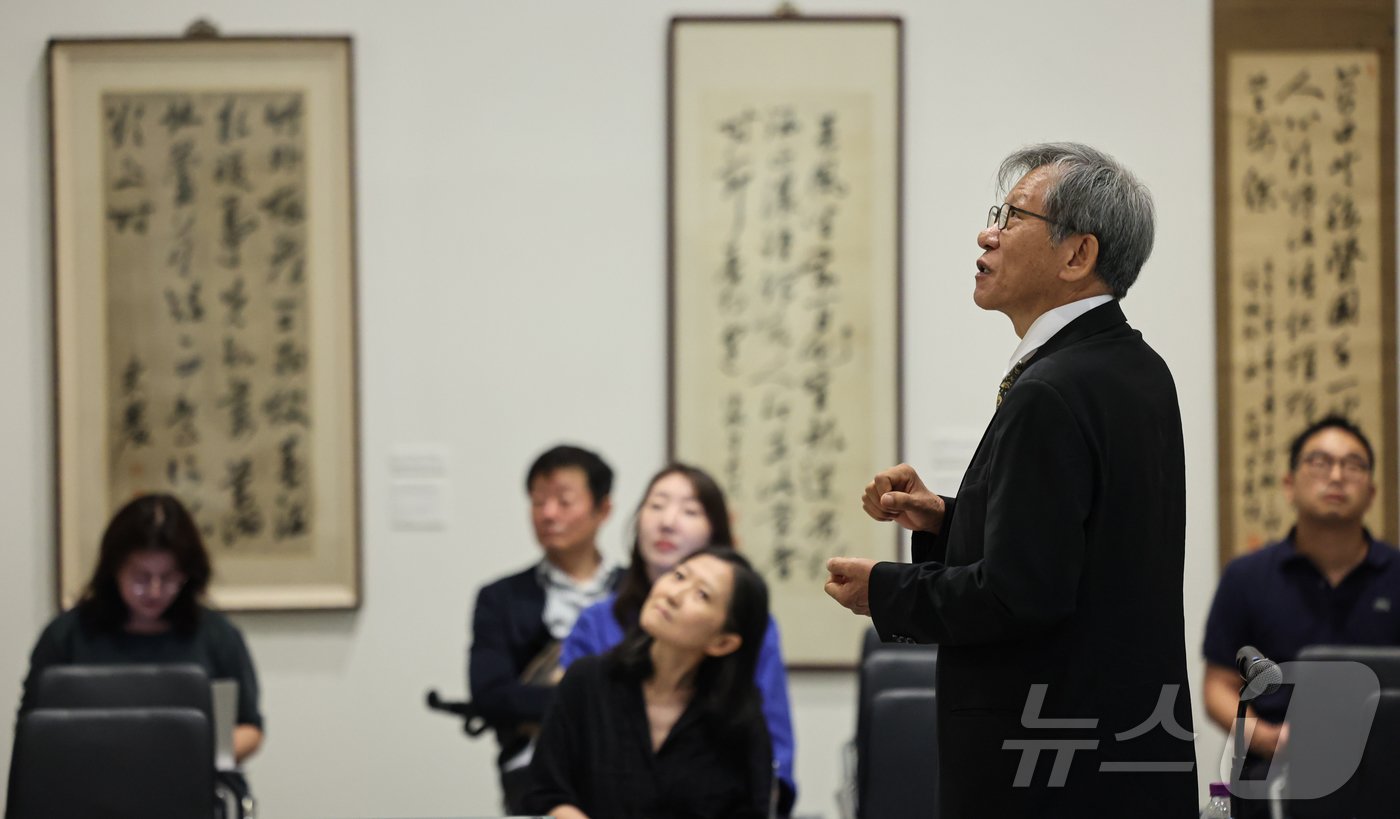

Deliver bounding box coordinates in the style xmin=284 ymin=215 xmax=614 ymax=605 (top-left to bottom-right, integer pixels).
xmin=1203 ymin=415 xmax=1400 ymax=819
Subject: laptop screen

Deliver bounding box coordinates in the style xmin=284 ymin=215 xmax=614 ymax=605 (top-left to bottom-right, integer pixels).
xmin=211 ymin=679 xmax=238 ymax=771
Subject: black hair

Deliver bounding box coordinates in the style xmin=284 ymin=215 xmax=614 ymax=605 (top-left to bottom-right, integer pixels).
xmin=1288 ymin=414 xmax=1375 ymax=472
xmin=610 ymin=546 xmax=769 ymax=739
xmin=78 ymin=493 xmax=212 ymax=634
xmin=612 ymin=463 xmax=734 ymax=628
xmin=525 ymin=444 xmax=613 ymax=509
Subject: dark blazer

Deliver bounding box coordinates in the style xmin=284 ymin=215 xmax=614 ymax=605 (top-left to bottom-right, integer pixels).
xmin=869 ymin=302 xmax=1197 ymax=818
xmin=469 ymin=563 xmax=623 ymax=768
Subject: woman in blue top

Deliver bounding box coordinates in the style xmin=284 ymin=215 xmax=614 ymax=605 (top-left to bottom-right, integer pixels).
xmin=561 ymin=463 xmax=796 ymax=813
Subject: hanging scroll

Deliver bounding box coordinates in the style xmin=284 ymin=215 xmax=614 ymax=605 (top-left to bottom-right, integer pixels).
xmin=1215 ymin=0 xmax=1398 ymax=565
xmin=50 ymin=36 xmax=360 ymax=609
xmin=669 ymin=17 xmax=901 ymax=667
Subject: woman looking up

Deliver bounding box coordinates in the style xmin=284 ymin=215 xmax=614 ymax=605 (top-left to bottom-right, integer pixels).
xmin=561 ymin=463 xmax=796 ymax=812
xmin=526 ymin=548 xmax=774 ymax=819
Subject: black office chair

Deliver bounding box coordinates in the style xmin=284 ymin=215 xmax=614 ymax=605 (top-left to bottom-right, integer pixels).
xmin=1284 ymin=688 xmax=1400 ymax=819
xmin=860 ymin=624 xmax=884 ymax=661
xmin=863 ymin=688 xmax=939 ymax=819
xmin=1350 ymin=689 xmax=1400 ymax=816
xmin=853 ymin=628 xmax=937 ymax=819
xmin=1283 ymin=646 xmax=1400 ymax=818
xmin=1296 ymin=644 xmax=1400 ymax=688
xmin=24 ymin=663 xmax=250 ymax=819
xmin=33 ymin=663 xmax=213 ymax=716
xmin=6 ymin=706 xmax=215 ymax=819
xmin=424 ymin=689 xmax=491 ymax=736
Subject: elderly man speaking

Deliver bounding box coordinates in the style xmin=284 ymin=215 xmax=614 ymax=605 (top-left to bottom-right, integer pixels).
xmin=826 ymin=143 xmax=1197 ymax=818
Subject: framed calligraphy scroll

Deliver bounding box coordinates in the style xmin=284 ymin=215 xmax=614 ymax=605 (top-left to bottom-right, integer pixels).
xmin=1215 ymin=0 xmax=1398 ymax=566
xmin=669 ymin=16 xmax=901 ymax=667
xmin=49 ymin=36 xmax=361 ymax=610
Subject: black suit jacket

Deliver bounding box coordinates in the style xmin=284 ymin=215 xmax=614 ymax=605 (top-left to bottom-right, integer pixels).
xmin=468 ymin=563 xmax=622 ymax=768
xmin=869 ymin=302 xmax=1197 ymax=818
xmin=470 ymin=566 xmax=553 ymax=767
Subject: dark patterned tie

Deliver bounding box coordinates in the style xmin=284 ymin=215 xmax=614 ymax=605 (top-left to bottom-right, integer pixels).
xmin=996 ymin=359 xmax=1028 ymax=408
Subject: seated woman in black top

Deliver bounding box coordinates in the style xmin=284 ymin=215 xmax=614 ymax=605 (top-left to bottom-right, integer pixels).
xmin=21 ymin=493 xmax=264 ymax=762
xmin=524 ymin=547 xmax=773 ymax=819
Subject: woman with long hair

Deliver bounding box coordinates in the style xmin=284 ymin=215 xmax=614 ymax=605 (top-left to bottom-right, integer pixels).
xmin=20 ymin=493 xmax=264 ymax=761
xmin=560 ymin=463 xmax=796 ymax=811
xmin=525 ymin=547 xmax=774 ymax=819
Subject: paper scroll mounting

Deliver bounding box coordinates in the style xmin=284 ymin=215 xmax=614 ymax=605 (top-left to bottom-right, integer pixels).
xmin=50 ymin=36 xmax=361 ymax=609
xmin=668 ymin=16 xmax=902 ymax=667
xmin=1214 ymin=0 xmax=1398 ymax=565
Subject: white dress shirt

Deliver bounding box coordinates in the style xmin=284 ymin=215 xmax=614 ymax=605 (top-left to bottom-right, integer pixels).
xmin=1004 ymin=294 xmax=1115 ymax=375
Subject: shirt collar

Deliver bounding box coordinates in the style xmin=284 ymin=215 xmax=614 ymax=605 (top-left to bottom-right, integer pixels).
xmin=1279 ymin=526 xmax=1391 ymax=570
xmin=535 ymin=553 xmax=619 ymax=593
xmin=1005 ymin=294 xmax=1115 ymax=375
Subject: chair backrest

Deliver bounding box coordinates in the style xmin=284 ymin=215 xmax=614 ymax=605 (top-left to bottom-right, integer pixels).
xmin=856 ymin=644 xmax=937 ymax=818
xmin=862 ymin=688 xmax=939 ymax=819
xmin=32 ymin=663 xmax=213 ymax=719
xmin=860 ymin=625 xmax=883 ymax=661
xmin=6 ymin=707 xmax=215 ymax=819
xmin=1354 ymin=688 xmax=1400 ymax=817
xmin=1297 ymin=645 xmax=1400 ymax=689
xmin=859 ymin=645 xmax=938 ymax=731
xmin=1288 ymin=687 xmax=1400 ymax=819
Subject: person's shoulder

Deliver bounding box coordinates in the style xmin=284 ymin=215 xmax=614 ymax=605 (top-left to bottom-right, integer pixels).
xmin=1212 ymin=541 xmax=1289 ymax=594
xmin=1367 ymin=538 xmax=1400 ymax=578
xmin=577 ymin=595 xmax=617 ymax=623
xmin=568 ymin=652 xmax=608 ymax=674
xmin=1226 ymin=540 xmax=1290 ymax=572
xmin=37 ymin=606 xmax=85 ymax=643
xmin=477 ymin=562 xmax=543 ymax=599
xmin=559 ymin=652 xmax=609 ymax=692
xmin=756 ymin=615 xmax=787 ymax=664
xmin=194 ymin=606 xmax=249 ymax=642
xmin=1037 ymin=329 xmax=1158 ymax=377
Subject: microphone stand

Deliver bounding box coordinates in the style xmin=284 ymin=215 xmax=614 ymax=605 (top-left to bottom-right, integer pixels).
xmin=1232 ymin=693 xmax=1249 ymax=819
xmin=1233 ymin=648 xmax=1283 ymax=818
xmin=1233 ymin=675 xmax=1274 ymax=818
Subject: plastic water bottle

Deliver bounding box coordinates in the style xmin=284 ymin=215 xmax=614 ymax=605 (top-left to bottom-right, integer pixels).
xmin=1200 ymin=782 xmax=1232 ymax=818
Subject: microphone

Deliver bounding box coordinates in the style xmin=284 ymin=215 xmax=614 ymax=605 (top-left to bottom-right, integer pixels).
xmin=1235 ymin=645 xmax=1283 ymax=701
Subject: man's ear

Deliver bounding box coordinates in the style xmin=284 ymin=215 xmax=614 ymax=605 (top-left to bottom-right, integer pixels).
xmin=704 ymin=632 xmax=742 ymax=658
xmin=1059 ymin=233 xmax=1100 ymax=284
xmin=595 ymin=496 xmax=613 ymax=523
xmin=1282 ymin=470 xmax=1296 ymax=507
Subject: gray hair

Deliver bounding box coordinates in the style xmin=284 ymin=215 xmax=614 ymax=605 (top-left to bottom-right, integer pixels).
xmin=997 ymin=142 xmax=1155 ymax=299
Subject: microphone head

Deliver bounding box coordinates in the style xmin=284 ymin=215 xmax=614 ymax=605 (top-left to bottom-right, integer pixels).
xmin=1236 ymin=645 xmax=1264 ymax=678
xmin=1236 ymin=645 xmax=1283 ymax=700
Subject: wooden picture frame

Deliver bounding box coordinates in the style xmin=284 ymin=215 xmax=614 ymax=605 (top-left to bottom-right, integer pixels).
xmin=48 ymin=34 xmax=362 ymax=610
xmin=668 ymin=15 xmax=902 ymax=667
xmin=1213 ymin=0 xmax=1398 ymax=567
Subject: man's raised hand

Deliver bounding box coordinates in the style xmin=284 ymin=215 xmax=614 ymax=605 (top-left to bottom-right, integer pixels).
xmin=861 ymin=463 xmax=945 ymax=533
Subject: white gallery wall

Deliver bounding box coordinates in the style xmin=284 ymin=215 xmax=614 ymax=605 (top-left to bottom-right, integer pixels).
xmin=1 ymin=0 xmax=1369 ymax=815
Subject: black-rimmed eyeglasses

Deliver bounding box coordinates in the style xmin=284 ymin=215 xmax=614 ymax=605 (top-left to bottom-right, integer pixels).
xmin=987 ymin=203 xmax=1060 ymax=231
xmin=1298 ymin=451 xmax=1372 ymax=480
